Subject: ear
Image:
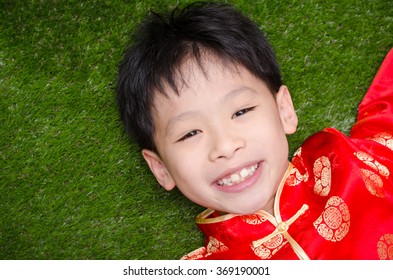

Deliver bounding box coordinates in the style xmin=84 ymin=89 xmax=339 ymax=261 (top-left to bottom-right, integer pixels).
xmin=141 ymin=149 xmax=176 ymax=191
xmin=276 ymin=85 xmax=298 ymax=134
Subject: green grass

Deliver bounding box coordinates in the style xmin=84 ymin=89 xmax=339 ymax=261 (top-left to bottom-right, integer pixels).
xmin=1 ymin=0 xmax=392 ymax=259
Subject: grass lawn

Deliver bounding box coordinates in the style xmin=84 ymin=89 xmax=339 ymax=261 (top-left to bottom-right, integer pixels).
xmin=1 ymin=0 xmax=392 ymax=259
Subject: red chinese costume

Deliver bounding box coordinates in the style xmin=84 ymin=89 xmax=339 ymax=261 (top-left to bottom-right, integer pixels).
xmin=182 ymin=49 xmax=393 ymax=260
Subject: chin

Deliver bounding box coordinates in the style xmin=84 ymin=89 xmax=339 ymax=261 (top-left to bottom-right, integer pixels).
xmin=227 ymin=205 xmax=265 ymax=215
xmin=243 ymin=199 xmax=273 ymax=214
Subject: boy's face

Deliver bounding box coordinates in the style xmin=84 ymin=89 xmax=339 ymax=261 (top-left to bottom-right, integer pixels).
xmin=143 ymin=58 xmax=298 ymax=215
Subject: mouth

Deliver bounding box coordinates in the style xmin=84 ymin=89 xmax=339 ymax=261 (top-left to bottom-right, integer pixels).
xmin=215 ymin=162 xmax=260 ymax=187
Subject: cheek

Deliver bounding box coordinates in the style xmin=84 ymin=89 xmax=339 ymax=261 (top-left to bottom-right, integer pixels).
xmin=252 ymin=119 xmax=289 ymax=156
xmin=267 ymin=128 xmax=289 ymax=153
xmin=165 ymin=148 xmax=205 ymax=182
xmin=168 ymin=159 xmax=210 ymax=206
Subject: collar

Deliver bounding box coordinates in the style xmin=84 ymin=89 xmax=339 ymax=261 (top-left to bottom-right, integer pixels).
xmin=195 ymin=162 xmax=310 ymax=259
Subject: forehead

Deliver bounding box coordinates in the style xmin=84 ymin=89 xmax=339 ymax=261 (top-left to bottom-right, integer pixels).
xmin=151 ymin=54 xmax=273 ymax=120
xmin=155 ymin=53 xmax=243 ymax=101
xmin=151 ymin=57 xmax=221 ymax=125
xmin=151 ymin=50 xmax=278 ymax=113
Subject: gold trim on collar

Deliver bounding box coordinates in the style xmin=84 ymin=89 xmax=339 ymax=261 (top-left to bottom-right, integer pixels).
xmin=252 ymin=162 xmax=310 ymax=260
xmin=195 ymin=162 xmax=310 ymax=259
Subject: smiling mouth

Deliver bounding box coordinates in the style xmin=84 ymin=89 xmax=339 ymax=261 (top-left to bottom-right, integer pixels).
xmin=216 ymin=163 xmax=259 ymax=186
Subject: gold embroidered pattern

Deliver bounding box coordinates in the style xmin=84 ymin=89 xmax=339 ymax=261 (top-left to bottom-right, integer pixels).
xmin=287 ymin=148 xmax=309 ymax=186
xmin=377 ymin=233 xmax=393 ymax=260
xmin=313 ymin=156 xmax=331 ymax=196
xmin=294 ymin=147 xmax=302 ymax=157
xmin=354 ymin=151 xmax=389 ymax=177
xmin=252 ymin=204 xmax=309 ymax=259
xmin=181 ymin=247 xmax=207 ymax=260
xmin=360 ymin=169 xmax=386 ymax=198
xmin=314 ymin=196 xmax=350 ymax=242
xmin=355 ymin=151 xmax=389 ymax=197
xmin=241 ymin=214 xmax=267 ymax=225
xmin=252 ymin=234 xmax=288 ymax=259
xmin=287 ymin=166 xmax=309 ymax=186
xmin=370 ymin=132 xmax=393 ymax=151
xmin=206 ymin=236 xmax=228 ymax=255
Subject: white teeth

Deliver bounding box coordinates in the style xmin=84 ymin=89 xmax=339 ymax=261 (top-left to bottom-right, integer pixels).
xmin=231 ymin=174 xmax=240 ymax=183
xmin=217 ymin=164 xmax=258 ymax=186
xmin=240 ymin=168 xmax=249 ymax=178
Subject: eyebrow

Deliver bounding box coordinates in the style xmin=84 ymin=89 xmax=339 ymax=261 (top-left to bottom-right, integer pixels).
xmin=166 ymin=111 xmax=202 ymax=136
xmin=166 ymin=87 xmax=257 ymax=135
xmin=221 ymin=86 xmax=257 ymax=105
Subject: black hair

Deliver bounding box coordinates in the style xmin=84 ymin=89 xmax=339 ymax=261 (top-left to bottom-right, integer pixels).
xmin=117 ymin=2 xmax=282 ymax=152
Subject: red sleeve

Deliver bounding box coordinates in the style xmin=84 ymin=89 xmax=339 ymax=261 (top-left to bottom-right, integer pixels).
xmin=348 ymin=49 xmax=393 ymax=202
xmin=350 ymin=49 xmax=393 ymax=139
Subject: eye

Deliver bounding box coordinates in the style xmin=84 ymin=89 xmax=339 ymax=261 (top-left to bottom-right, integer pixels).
xmin=232 ymin=106 xmax=256 ymax=119
xmin=177 ymin=130 xmax=201 ymax=142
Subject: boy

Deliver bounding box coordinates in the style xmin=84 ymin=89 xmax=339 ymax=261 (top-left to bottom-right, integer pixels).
xmin=117 ymin=2 xmax=393 ymax=259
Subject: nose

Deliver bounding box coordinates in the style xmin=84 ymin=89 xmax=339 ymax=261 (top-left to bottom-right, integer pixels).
xmin=208 ymin=127 xmax=246 ymax=161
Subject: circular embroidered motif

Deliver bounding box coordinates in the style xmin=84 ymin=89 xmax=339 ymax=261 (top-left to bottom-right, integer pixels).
xmin=370 ymin=132 xmax=393 ymax=151
xmin=323 ymin=207 xmax=342 ymax=229
xmin=241 ymin=214 xmax=267 ymax=225
xmin=374 ymin=161 xmax=390 ymax=177
xmin=253 ymin=246 xmax=271 ymax=259
xmin=286 ymin=166 xmax=309 ymax=186
xmin=206 ymin=236 xmax=228 ymax=254
xmin=313 ymin=156 xmax=331 ymax=196
xmin=355 ymin=151 xmax=374 ymax=162
xmin=377 ymin=233 xmax=393 ymax=260
xmin=360 ymin=169 xmax=385 ymax=198
xmin=294 ymin=147 xmax=302 ymax=157
xmin=252 ymin=234 xmax=287 ymax=259
xmin=313 ymin=196 xmax=350 ymax=242
xmin=181 ymin=247 xmax=207 ymax=260
xmin=264 ymin=234 xmax=284 ymax=249
xmin=287 ymin=148 xmax=309 ymax=186
xmin=354 ymin=151 xmax=390 ymax=177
